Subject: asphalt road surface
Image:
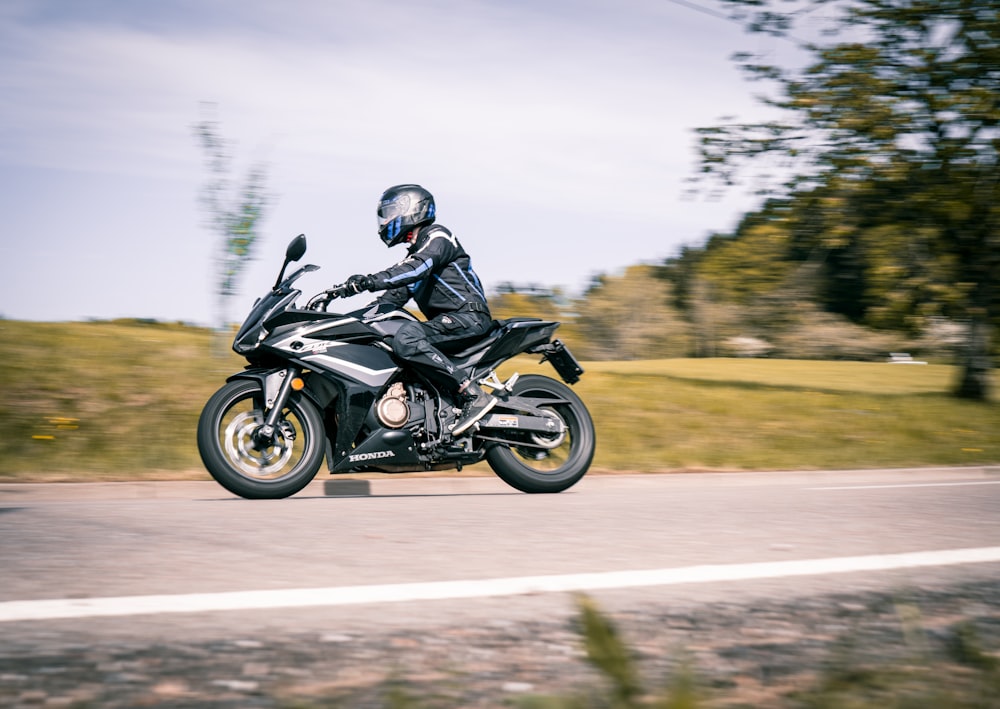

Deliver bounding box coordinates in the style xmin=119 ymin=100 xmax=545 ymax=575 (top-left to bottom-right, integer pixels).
xmin=2 ymin=466 xmax=998 ymax=639
xmin=2 ymin=467 xmax=1000 ymax=707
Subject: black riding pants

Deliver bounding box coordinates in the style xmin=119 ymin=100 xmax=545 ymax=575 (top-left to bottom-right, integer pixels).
xmin=391 ymin=310 xmax=493 ymax=392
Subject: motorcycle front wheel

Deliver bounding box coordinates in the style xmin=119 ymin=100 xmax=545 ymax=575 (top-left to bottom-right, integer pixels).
xmin=197 ymin=379 xmax=326 ymax=499
xmin=485 ymin=374 xmax=595 ymax=493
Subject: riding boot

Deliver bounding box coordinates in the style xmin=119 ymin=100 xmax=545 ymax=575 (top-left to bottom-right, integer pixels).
xmin=451 ymin=381 xmax=497 ymax=435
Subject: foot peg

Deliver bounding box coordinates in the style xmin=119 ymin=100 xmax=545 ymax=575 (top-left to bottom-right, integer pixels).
xmin=480 ymin=371 xmax=519 ymax=394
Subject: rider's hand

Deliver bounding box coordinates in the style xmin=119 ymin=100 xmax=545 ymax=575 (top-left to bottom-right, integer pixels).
xmin=345 ymin=274 xmax=375 ymax=294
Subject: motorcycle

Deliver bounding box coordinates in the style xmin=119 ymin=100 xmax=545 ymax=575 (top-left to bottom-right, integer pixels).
xmin=197 ymin=234 xmax=595 ymax=499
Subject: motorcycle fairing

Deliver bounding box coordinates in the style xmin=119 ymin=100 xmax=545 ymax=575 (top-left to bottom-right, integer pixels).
xmin=234 ymin=291 xmax=300 ymax=354
xmin=324 ymin=377 xmax=381 ymax=471
xmin=302 ymin=343 xmax=399 ymax=388
xmin=225 ymin=367 xmax=299 ymax=409
xmin=360 ymin=306 xmax=421 ymax=338
xmin=267 ymin=314 xmax=381 ymax=346
xmin=332 ymin=427 xmax=420 ymax=472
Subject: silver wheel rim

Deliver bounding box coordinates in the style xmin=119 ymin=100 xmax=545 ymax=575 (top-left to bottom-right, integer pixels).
xmin=223 ymin=411 xmax=294 ymax=477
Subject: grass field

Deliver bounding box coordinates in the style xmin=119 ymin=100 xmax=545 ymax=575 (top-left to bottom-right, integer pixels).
xmin=574 ymin=358 xmax=999 ymax=472
xmin=0 ymin=319 xmax=997 ymax=480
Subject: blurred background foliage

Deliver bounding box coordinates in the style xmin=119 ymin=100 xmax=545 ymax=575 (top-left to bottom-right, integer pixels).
xmin=686 ymin=0 xmax=1000 ymax=399
xmin=495 ymin=0 xmax=1000 ymax=400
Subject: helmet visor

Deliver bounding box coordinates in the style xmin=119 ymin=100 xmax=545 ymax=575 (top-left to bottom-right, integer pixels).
xmin=377 ymin=194 xmax=411 ymax=227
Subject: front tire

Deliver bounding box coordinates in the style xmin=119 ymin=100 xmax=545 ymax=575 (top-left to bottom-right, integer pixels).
xmin=197 ymin=379 xmax=326 ymax=499
xmin=485 ymin=374 xmax=595 ymax=493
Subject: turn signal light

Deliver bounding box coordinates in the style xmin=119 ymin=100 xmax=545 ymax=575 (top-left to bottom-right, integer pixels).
xmin=291 ymin=377 xmax=305 ymax=391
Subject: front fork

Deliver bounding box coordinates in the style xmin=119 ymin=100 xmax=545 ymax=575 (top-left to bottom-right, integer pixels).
xmin=254 ymin=367 xmax=300 ymax=446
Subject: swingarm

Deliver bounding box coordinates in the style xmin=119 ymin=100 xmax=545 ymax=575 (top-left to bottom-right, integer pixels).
xmin=476 ymin=395 xmax=569 ymax=435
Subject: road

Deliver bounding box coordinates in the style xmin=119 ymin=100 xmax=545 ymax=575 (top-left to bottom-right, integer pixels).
xmin=1 ymin=467 xmax=999 ymax=706
xmin=1 ymin=466 xmax=998 ymax=633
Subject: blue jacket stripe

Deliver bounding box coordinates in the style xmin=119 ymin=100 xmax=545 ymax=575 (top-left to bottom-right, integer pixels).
xmin=453 ymin=263 xmax=487 ymax=301
xmin=433 ymin=274 xmax=466 ymax=302
xmin=385 ymin=257 xmax=434 ymax=284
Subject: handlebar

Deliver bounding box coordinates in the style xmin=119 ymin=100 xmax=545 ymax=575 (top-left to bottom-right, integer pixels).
xmin=329 ymin=283 xmax=355 ymax=299
xmin=306 ymin=294 xmax=330 ymax=311
xmin=306 ymin=283 xmax=353 ymax=311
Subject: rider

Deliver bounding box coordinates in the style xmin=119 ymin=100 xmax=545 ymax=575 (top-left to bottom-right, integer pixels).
xmin=338 ymin=184 xmax=497 ymax=436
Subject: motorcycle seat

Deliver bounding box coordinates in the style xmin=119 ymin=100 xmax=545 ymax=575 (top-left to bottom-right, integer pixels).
xmin=445 ymin=318 xmax=548 ymax=361
xmin=443 ymin=321 xmax=508 ymax=358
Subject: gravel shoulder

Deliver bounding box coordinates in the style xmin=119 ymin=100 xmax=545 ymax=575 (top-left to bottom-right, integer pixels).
xmin=2 ymin=579 xmax=998 ymax=708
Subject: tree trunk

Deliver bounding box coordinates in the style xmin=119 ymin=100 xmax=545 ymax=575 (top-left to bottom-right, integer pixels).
xmin=954 ymin=316 xmax=993 ymax=400
xmin=213 ymin=288 xmax=232 ymax=358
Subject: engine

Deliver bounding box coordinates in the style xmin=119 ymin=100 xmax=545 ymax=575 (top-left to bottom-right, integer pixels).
xmin=369 ymin=381 xmax=436 ymax=448
xmin=376 ymin=382 xmax=409 ymax=428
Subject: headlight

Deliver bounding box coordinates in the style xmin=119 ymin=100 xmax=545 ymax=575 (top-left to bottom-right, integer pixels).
xmin=233 ymin=327 xmax=266 ymax=354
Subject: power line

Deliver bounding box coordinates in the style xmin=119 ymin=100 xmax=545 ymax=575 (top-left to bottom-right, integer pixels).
xmin=664 ymin=0 xmax=734 ymax=22
xmin=663 ymin=0 xmax=733 ymax=23
xmin=663 ymin=0 xmax=813 ymax=47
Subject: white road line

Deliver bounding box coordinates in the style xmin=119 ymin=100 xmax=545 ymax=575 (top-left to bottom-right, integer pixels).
xmin=2 ymin=546 xmax=999 ymax=623
xmin=809 ymin=481 xmax=1000 ymax=491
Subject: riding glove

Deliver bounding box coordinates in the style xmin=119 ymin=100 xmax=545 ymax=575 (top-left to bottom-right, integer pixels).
xmin=345 ymin=274 xmax=375 ymax=294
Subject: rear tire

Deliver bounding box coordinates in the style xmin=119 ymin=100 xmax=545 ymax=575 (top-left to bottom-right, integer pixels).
xmin=197 ymin=379 xmax=326 ymax=499
xmin=485 ymin=374 xmax=595 ymax=493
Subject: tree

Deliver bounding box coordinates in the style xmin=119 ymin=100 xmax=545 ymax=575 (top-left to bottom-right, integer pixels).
xmin=193 ymin=103 xmax=270 ymax=337
xmin=693 ymin=0 xmax=1000 ymax=399
xmin=573 ymin=266 xmax=692 ymax=360
xmin=697 ymin=222 xmax=798 ymax=304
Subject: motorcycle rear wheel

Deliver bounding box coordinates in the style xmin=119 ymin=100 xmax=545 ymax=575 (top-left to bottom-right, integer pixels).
xmin=485 ymin=374 xmax=595 ymax=493
xmin=197 ymin=379 xmax=325 ymax=499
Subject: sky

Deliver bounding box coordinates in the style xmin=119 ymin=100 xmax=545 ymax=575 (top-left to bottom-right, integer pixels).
xmin=0 ymin=0 xmax=803 ymax=325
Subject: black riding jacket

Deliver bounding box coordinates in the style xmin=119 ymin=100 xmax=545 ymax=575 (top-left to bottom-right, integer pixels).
xmin=371 ymin=225 xmax=490 ymax=319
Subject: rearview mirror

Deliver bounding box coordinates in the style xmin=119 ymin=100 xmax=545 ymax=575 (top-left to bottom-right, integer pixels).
xmin=274 ymin=234 xmax=308 ymax=290
xmin=286 ymin=234 xmax=307 ymax=262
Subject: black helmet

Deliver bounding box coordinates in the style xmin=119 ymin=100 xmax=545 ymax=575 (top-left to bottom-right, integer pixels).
xmin=377 ymin=184 xmax=436 ymax=246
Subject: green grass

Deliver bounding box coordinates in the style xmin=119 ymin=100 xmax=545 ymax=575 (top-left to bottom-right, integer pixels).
xmin=0 ymin=319 xmax=241 ymax=479
xmin=0 ymin=320 xmax=997 ymax=480
xmin=574 ymin=359 xmax=999 ymax=472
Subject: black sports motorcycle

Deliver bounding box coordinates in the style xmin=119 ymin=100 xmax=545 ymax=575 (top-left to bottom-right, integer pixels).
xmin=197 ymin=235 xmax=595 ymax=499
